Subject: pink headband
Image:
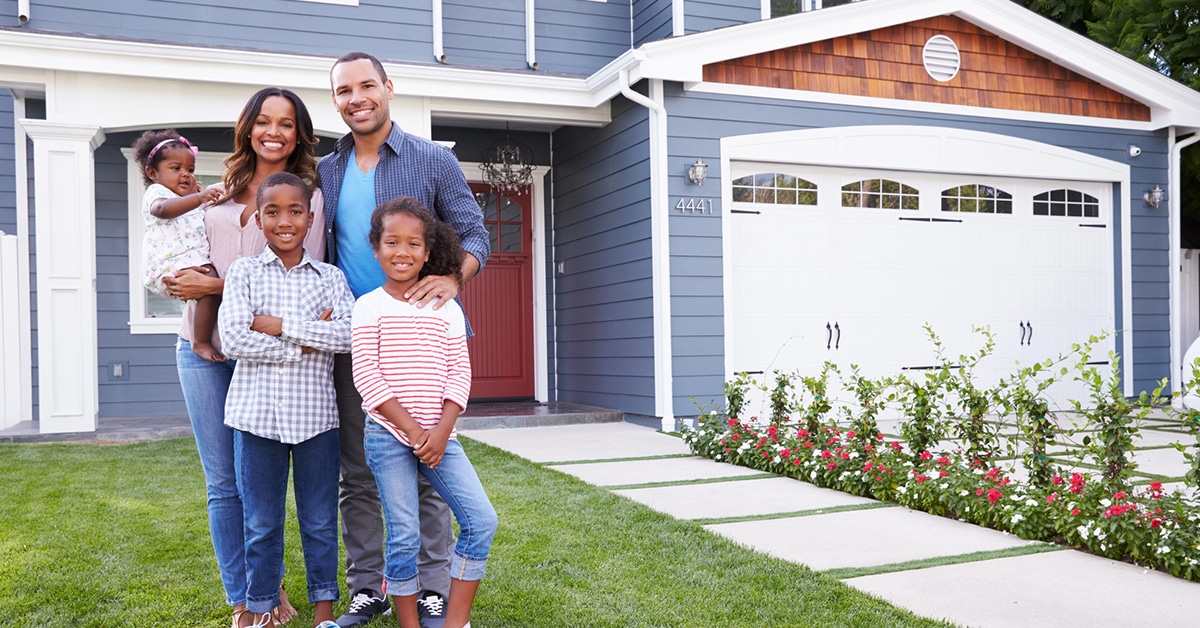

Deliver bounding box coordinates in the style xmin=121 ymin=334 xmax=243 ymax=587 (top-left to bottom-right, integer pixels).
xmin=147 ymin=136 xmax=199 ymax=163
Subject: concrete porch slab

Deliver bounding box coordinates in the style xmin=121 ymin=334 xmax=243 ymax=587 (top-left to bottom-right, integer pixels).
xmin=547 ymin=456 xmax=765 ymax=487
xmin=846 ymin=549 xmax=1200 ymax=628
xmin=461 ymin=421 xmax=689 ymax=463
xmin=614 ymin=475 xmax=875 ymax=520
xmin=705 ymin=506 xmax=1032 ymax=571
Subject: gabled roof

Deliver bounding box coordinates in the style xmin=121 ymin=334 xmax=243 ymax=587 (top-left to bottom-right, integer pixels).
xmin=629 ymin=0 xmax=1200 ymax=131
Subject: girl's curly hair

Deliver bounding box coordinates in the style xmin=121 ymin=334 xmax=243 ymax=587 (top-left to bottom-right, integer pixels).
xmin=368 ymin=196 xmax=464 ymax=286
xmin=131 ymin=128 xmax=190 ymax=186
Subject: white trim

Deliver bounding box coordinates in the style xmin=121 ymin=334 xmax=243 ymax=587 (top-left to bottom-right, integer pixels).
xmin=688 ymin=82 xmax=1164 ymax=133
xmin=720 ymin=125 xmax=1134 ymax=395
xmin=1170 ymin=129 xmax=1200 ymax=398
xmin=457 ymin=162 xmax=550 ymax=403
xmin=10 ymin=96 xmax=32 ymax=426
xmin=294 ymin=0 xmax=358 ymax=5
xmin=20 ymin=119 xmax=104 ymax=434
xmin=122 ymin=148 xmax=229 ymax=335
xmin=672 ymin=0 xmax=684 ymax=37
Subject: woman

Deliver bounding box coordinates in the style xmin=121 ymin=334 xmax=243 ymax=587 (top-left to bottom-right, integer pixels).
xmin=164 ymin=87 xmax=325 ymax=628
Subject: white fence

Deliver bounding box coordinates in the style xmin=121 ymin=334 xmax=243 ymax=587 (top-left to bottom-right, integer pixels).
xmin=0 ymin=232 xmax=19 ymax=429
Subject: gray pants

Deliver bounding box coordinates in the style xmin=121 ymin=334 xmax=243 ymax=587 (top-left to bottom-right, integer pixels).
xmin=335 ymin=353 xmax=453 ymax=597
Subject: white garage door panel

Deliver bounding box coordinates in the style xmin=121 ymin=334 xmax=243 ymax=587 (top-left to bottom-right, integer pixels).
xmin=729 ymin=164 xmax=1113 ymax=412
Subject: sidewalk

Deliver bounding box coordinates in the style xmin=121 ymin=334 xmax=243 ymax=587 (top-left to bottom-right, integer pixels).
xmin=460 ymin=421 xmax=1200 ymax=628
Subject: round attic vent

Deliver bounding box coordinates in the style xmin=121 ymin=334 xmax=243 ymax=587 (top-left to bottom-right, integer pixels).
xmin=922 ymin=35 xmax=961 ymax=82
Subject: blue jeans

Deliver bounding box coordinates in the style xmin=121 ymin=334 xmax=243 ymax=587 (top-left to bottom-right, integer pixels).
xmin=176 ymin=338 xmax=245 ymax=606
xmin=235 ymin=428 xmax=342 ymax=614
xmin=364 ymin=421 xmax=498 ymax=596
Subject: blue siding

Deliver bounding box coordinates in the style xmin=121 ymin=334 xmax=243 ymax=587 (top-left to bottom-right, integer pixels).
xmin=665 ymin=85 xmax=1173 ymax=408
xmin=551 ymin=96 xmax=656 ymax=416
xmin=93 ymin=128 xmax=233 ymax=418
xmin=25 ymin=99 xmax=43 ymax=421
xmin=443 ymin=0 xmax=526 ymax=69
xmin=633 ymin=0 xmax=673 ymax=46
xmin=537 ymin=2 xmax=631 ymax=75
xmin=0 ymin=1 xmax=432 ymax=65
xmin=684 ymin=0 xmax=759 ymax=35
xmin=0 ymin=92 xmax=13 ymax=235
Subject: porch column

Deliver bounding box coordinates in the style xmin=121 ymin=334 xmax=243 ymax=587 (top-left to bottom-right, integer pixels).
xmin=19 ymin=120 xmax=104 ymax=434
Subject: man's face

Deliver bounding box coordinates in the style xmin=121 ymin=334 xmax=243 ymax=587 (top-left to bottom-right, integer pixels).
xmin=331 ymin=58 xmax=393 ymax=138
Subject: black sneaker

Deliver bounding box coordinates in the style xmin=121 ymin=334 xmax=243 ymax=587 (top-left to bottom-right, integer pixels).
xmin=417 ymin=590 xmax=446 ymax=628
xmin=336 ymin=589 xmax=391 ymax=627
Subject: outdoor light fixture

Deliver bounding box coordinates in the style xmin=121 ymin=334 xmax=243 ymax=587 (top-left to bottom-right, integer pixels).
xmin=688 ymin=158 xmax=709 ymax=186
xmin=1144 ymin=185 xmax=1164 ymax=208
xmin=480 ymin=130 xmax=536 ymax=193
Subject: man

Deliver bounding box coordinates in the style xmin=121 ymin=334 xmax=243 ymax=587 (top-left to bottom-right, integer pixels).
xmin=318 ymin=51 xmax=489 ymax=628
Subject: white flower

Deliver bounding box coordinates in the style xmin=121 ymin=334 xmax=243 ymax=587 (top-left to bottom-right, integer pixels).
xmin=959 ymin=489 xmax=969 ymax=497
xmin=1011 ymin=513 xmax=1024 ymax=524
xmin=1078 ymin=525 xmax=1090 ymax=539
xmin=1025 ymin=499 xmax=1038 ymax=507
xmin=1095 ymin=530 xmax=1106 ymax=541
xmin=1100 ymin=498 xmax=1112 ymax=507
xmin=1157 ymin=545 xmax=1171 ymax=555
xmin=897 ymin=486 xmax=907 ymax=495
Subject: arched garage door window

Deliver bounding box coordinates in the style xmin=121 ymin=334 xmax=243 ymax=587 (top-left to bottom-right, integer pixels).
xmin=941 ymin=184 xmax=1014 ymax=214
xmin=841 ymin=179 xmax=919 ymax=209
xmin=731 ymin=173 xmax=818 ymax=205
xmin=1033 ymin=189 xmax=1100 ymax=217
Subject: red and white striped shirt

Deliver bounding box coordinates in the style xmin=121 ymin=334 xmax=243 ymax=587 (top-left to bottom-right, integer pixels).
xmin=351 ymin=288 xmax=471 ymax=445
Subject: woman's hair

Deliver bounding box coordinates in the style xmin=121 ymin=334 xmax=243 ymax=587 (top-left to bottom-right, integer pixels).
xmin=255 ymin=171 xmax=313 ymax=210
xmin=131 ymin=129 xmax=192 ymax=185
xmin=220 ymin=87 xmax=317 ymax=204
xmin=369 ymin=197 xmax=464 ymax=285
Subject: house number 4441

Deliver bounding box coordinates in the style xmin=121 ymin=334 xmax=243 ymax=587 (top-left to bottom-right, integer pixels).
xmin=676 ymin=198 xmax=714 ymax=214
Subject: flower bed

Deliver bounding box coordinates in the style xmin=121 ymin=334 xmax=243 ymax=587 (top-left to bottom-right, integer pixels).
xmin=682 ymin=331 xmax=1200 ymax=581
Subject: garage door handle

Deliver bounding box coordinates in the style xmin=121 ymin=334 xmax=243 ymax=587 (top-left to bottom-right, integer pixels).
xmin=834 ymin=322 xmax=841 ymax=349
xmin=1079 ymin=223 xmax=1105 ymax=228
xmin=1019 ymin=321 xmax=1027 ymax=345
xmin=1027 ymin=320 xmax=1033 ymax=344
xmin=826 ymin=322 xmax=832 ymax=349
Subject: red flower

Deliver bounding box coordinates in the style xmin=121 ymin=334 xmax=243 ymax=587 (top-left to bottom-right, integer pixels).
xmin=840 ymin=452 xmax=850 ymax=460
xmin=890 ymin=442 xmax=903 ymax=451
xmin=846 ymin=431 xmax=856 ymax=439
xmin=780 ymin=449 xmax=792 ymax=458
xmin=797 ymin=429 xmax=809 ymax=438
xmin=727 ymin=417 xmax=738 ymax=427
xmin=938 ymin=471 xmax=948 ymax=478
xmin=793 ymin=458 xmax=802 ymax=466
xmin=761 ymin=451 xmax=769 ymax=458
xmin=1051 ymin=475 xmax=1064 ymax=486
xmin=919 ymin=451 xmax=932 ymax=461
xmin=876 ymin=433 xmax=885 ymax=441
xmin=1150 ymin=481 xmax=1163 ymax=490
xmin=723 ymin=448 xmax=729 ymax=453
xmin=936 ymin=456 xmax=950 ymax=466
xmin=1070 ymin=508 xmax=1081 ymax=516
xmin=864 ymin=444 xmax=873 ymax=452
xmin=987 ymin=488 xmax=1002 ymax=504
xmin=803 ymin=441 xmax=814 ymax=448
xmin=821 ymin=450 xmax=833 ymax=459
xmin=976 ymin=488 xmax=985 ymax=496
xmin=826 ymin=461 xmax=837 ymax=470
xmin=732 ymin=433 xmax=740 ymax=440
xmin=1150 ymin=518 xmax=1162 ymax=528
xmin=915 ymin=475 xmax=929 ymax=483
xmin=1046 ymin=493 xmax=1058 ymax=503
xmin=1113 ymin=491 xmax=1126 ymax=501
xmin=863 ymin=462 xmax=874 ymax=472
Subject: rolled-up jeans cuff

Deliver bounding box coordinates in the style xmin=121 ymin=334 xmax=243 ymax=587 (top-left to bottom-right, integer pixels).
xmin=308 ymin=584 xmax=340 ymax=604
xmin=384 ymin=575 xmax=421 ymax=597
xmin=450 ymin=553 xmax=488 ymax=582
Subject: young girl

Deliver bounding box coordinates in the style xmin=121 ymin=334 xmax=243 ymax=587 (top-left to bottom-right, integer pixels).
xmin=133 ymin=129 xmax=225 ymax=361
xmin=351 ymin=197 xmax=498 ymax=628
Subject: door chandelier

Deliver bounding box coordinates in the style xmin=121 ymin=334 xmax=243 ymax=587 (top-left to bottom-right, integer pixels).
xmin=480 ymin=132 xmax=536 ymax=193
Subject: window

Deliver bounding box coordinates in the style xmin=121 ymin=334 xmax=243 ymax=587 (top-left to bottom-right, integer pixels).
xmin=1033 ymin=189 xmax=1099 ymax=218
xmin=841 ymin=179 xmax=919 ymax=210
xmin=731 ymin=173 xmax=818 ymax=205
xmin=123 ymin=148 xmax=227 ymax=334
xmin=941 ymin=184 xmax=1013 ymax=214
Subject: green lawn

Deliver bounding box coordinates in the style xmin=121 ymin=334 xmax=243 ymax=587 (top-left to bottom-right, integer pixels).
xmin=0 ymin=437 xmax=952 ymax=627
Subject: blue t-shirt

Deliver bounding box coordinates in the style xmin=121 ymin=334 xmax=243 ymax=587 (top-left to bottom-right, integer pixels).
xmin=334 ymin=148 xmax=385 ymax=298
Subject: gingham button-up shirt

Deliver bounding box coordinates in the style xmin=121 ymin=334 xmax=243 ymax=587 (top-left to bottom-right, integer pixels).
xmin=219 ymin=247 xmax=355 ymax=444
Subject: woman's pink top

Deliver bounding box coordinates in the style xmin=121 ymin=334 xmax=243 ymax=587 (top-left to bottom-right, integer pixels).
xmin=178 ymin=184 xmax=326 ymax=350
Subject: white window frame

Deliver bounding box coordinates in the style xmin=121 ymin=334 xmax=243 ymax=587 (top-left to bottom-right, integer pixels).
xmin=122 ymin=147 xmax=228 ymax=334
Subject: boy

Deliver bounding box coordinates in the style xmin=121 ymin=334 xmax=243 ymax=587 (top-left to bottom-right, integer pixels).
xmin=219 ymin=171 xmax=355 ymax=628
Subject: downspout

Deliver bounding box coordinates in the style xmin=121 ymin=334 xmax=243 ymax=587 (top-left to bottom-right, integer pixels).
xmin=18 ymin=0 xmax=29 ymax=24
xmin=619 ymin=68 xmax=676 ymax=431
xmin=1171 ymin=127 xmax=1200 ymax=400
xmin=526 ymin=0 xmax=537 ymax=69
xmin=672 ymin=0 xmax=684 ymax=37
xmin=432 ymin=0 xmax=446 ymax=63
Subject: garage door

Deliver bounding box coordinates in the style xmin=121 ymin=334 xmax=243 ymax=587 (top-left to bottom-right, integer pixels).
xmin=728 ymin=163 xmax=1114 ymax=412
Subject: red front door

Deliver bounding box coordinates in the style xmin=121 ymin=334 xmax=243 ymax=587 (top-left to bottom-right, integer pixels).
xmin=461 ymin=183 xmax=535 ymax=399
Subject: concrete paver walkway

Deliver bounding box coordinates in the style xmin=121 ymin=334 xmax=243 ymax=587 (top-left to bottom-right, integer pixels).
xmin=462 ymin=420 xmax=1200 ymax=628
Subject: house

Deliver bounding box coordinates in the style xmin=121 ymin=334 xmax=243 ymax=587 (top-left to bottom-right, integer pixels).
xmin=1 ymin=0 xmax=1198 ymax=435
